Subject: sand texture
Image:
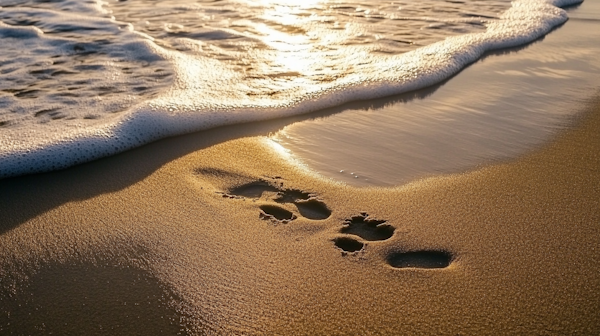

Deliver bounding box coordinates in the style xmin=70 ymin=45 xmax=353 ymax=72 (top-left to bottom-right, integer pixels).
xmin=1 ymin=88 xmax=599 ymax=334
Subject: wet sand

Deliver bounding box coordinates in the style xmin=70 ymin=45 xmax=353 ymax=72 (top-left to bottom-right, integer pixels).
xmin=1 ymin=87 xmax=599 ymax=334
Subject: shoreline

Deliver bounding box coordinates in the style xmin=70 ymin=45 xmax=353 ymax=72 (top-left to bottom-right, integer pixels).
xmin=1 ymin=90 xmax=599 ymax=334
xmin=0 ymin=0 xmax=583 ymax=179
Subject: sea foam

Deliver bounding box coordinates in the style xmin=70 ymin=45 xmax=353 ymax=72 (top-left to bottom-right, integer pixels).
xmin=0 ymin=0 xmax=583 ymax=178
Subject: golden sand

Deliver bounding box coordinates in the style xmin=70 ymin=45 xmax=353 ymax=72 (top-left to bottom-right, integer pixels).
xmin=1 ymin=91 xmax=599 ymax=334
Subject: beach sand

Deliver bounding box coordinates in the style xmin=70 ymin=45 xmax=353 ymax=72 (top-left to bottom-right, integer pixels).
xmin=2 ymin=2 xmax=600 ymax=334
xmin=1 ymin=88 xmax=599 ymax=334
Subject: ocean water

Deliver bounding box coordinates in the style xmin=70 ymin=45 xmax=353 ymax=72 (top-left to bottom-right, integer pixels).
xmin=0 ymin=0 xmax=583 ymax=178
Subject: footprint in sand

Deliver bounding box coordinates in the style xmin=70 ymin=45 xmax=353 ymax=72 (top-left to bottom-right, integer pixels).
xmin=259 ymin=204 xmax=297 ymax=223
xmin=223 ymin=181 xmax=453 ymax=268
xmin=333 ymin=212 xmax=394 ymax=253
xmin=340 ymin=212 xmax=395 ymax=241
xmin=226 ymin=179 xmax=331 ymax=224
xmin=332 ymin=236 xmax=365 ymax=253
xmin=333 ymin=213 xmax=453 ymax=268
xmin=386 ymin=250 xmax=453 ymax=269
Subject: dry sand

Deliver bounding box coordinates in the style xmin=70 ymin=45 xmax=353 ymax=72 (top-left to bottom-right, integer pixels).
xmin=1 ymin=86 xmax=599 ymax=334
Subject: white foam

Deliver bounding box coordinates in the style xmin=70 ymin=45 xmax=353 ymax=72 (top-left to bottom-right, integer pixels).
xmin=0 ymin=0 xmax=583 ymax=178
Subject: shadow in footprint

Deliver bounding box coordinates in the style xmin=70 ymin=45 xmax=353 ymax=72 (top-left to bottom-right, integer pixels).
xmin=387 ymin=251 xmax=452 ymax=269
xmin=230 ymin=181 xmax=280 ymax=198
xmin=274 ymin=189 xmax=331 ymax=220
xmin=259 ymin=204 xmax=297 ymax=223
xmin=340 ymin=212 xmax=394 ymax=241
xmin=294 ymin=199 xmax=331 ymax=220
xmin=333 ymin=237 xmax=364 ymax=253
xmin=273 ymin=189 xmax=310 ymax=203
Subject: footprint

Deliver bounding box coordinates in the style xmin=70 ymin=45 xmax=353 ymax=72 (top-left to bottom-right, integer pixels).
xmin=292 ymin=199 xmax=331 ymax=220
xmin=340 ymin=212 xmax=394 ymax=241
xmin=230 ymin=181 xmax=280 ymax=199
xmin=272 ymin=189 xmax=310 ymax=203
xmin=229 ymin=180 xmax=331 ymax=220
xmin=332 ymin=212 xmax=452 ymax=267
xmin=272 ymin=189 xmax=331 ymax=220
xmin=259 ymin=204 xmax=297 ymax=224
xmin=332 ymin=237 xmax=364 ymax=253
xmin=386 ymin=251 xmax=453 ymax=269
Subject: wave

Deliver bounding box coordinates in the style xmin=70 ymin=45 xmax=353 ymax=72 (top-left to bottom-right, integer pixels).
xmin=0 ymin=0 xmax=583 ymax=178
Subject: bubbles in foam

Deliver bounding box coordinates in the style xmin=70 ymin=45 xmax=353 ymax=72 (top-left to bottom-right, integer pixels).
xmin=0 ymin=0 xmax=584 ymax=178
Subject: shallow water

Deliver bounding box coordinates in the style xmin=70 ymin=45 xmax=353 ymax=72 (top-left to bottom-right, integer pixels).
xmin=0 ymin=0 xmax=510 ymax=129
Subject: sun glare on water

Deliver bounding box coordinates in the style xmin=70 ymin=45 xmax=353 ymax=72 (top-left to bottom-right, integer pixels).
xmin=233 ymin=0 xmax=358 ymax=92
xmin=258 ymin=0 xmax=325 ymax=76
xmin=253 ymin=0 xmax=323 ymax=8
